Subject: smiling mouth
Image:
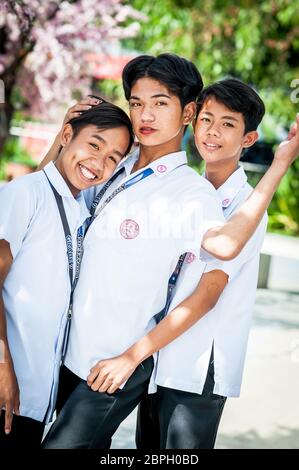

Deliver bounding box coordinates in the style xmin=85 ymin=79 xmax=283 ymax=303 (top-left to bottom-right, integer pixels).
xmin=203 ymin=142 xmax=221 ymax=150
xmin=79 ymin=164 xmax=97 ymax=181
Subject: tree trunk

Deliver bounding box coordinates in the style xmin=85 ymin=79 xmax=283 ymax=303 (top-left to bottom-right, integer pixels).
xmin=0 ymin=73 xmax=15 ymax=159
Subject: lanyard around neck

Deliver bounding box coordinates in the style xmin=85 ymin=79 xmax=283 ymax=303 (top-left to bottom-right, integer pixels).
xmin=88 ymin=166 xmax=154 ymax=226
xmin=43 ymin=172 xmax=83 ymax=299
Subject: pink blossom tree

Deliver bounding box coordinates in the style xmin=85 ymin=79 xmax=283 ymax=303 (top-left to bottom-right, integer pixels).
xmin=0 ymin=0 xmax=144 ymax=155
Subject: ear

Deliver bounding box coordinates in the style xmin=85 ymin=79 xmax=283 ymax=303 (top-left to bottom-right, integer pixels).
xmin=242 ymin=130 xmax=259 ymax=149
xmin=183 ymin=102 xmax=197 ymax=126
xmin=60 ymin=123 xmax=74 ymax=147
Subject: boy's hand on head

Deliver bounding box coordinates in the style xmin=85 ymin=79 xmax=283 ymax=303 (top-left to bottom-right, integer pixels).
xmin=62 ymin=96 xmax=102 ymax=127
xmin=0 ymin=359 xmax=20 ymax=434
xmin=273 ymin=114 xmax=299 ymax=169
xmin=87 ymin=353 xmax=139 ymax=394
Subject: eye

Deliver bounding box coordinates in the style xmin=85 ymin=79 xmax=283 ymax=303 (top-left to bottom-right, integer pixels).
xmin=109 ymin=156 xmax=118 ymax=164
xmin=223 ymin=122 xmax=234 ymax=128
xmin=90 ymin=142 xmax=100 ymax=150
xmin=200 ymin=117 xmax=210 ymax=123
xmin=129 ymin=102 xmax=140 ymax=108
xmin=156 ymin=101 xmax=167 ymax=106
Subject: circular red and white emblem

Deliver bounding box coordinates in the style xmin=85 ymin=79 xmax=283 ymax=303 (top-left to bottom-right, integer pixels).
xmin=157 ymin=164 xmax=167 ymax=173
xmin=120 ymin=219 xmax=140 ymax=239
xmin=186 ymin=252 xmax=196 ymax=264
xmin=222 ymin=198 xmax=230 ymax=207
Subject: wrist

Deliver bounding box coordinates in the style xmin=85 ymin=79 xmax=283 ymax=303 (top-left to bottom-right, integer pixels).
xmin=271 ymin=158 xmax=289 ymax=177
xmin=123 ymin=345 xmax=147 ymax=367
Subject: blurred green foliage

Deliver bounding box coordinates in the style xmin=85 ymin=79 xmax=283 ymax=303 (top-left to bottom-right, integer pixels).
xmin=123 ymin=0 xmax=299 ymax=235
xmin=0 ymin=136 xmax=36 ymax=180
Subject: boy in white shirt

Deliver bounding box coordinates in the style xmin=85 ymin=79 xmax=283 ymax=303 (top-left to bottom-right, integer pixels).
xmin=136 ymin=78 xmax=270 ymax=448
xmin=41 ymin=54 xmax=299 ymax=449
xmin=0 ymin=102 xmax=133 ymax=449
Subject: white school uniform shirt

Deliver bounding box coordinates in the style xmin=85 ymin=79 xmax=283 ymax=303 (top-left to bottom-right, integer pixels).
xmin=0 ymin=162 xmax=90 ymax=422
xmin=155 ymin=166 xmax=268 ymax=397
xmin=64 ymin=149 xmax=225 ymax=380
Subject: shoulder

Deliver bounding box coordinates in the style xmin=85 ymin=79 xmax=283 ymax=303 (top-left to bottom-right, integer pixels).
xmin=0 ymin=171 xmax=47 ymax=207
xmin=173 ymin=165 xmax=218 ymax=198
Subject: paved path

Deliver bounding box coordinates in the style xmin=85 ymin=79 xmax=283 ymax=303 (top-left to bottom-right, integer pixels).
xmin=112 ymin=289 xmax=299 ymax=449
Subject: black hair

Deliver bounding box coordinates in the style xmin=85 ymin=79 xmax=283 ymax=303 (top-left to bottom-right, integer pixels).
xmin=196 ymin=78 xmax=265 ymax=133
xmin=68 ymin=101 xmax=134 ymax=155
xmin=122 ymin=53 xmax=203 ymax=108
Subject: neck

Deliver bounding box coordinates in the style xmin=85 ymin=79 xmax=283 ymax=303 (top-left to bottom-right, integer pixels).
xmin=132 ymin=141 xmax=182 ymax=173
xmin=55 ymin=159 xmax=79 ymax=197
xmin=205 ymin=160 xmax=239 ymax=189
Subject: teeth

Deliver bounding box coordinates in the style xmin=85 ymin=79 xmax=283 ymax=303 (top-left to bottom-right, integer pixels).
xmin=205 ymin=143 xmax=219 ymax=148
xmin=79 ymin=164 xmax=96 ymax=180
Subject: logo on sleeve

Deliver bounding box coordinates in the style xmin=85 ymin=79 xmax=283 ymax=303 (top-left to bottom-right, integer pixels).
xmin=120 ymin=219 xmax=140 ymax=239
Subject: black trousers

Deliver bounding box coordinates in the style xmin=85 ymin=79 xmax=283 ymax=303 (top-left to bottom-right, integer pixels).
xmin=136 ymin=348 xmax=226 ymax=449
xmin=42 ymin=356 xmax=153 ymax=449
xmin=0 ymin=412 xmax=45 ymax=449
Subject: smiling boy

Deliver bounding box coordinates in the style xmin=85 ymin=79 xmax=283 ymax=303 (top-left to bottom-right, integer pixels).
xmin=0 ymin=102 xmax=133 ymax=449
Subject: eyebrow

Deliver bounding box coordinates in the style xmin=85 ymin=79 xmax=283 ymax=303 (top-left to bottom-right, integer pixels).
xmin=200 ymin=111 xmax=239 ymax=122
xmin=91 ymin=135 xmax=123 ymax=158
xmin=130 ymin=93 xmax=171 ymax=100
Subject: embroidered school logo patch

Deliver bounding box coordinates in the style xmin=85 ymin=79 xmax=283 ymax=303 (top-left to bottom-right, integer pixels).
xmin=186 ymin=252 xmax=196 ymax=264
xmin=157 ymin=164 xmax=167 ymax=173
xmin=120 ymin=219 xmax=140 ymax=239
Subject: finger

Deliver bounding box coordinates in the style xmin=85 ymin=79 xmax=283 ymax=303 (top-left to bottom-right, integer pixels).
xmin=14 ymin=394 xmax=20 ymax=416
xmin=70 ymin=104 xmax=93 ymax=113
xmin=90 ymin=373 xmax=108 ymax=392
xmin=4 ymin=405 xmax=13 ymax=434
xmin=87 ymin=365 xmax=101 ymax=386
xmin=97 ymin=377 xmax=114 ymax=393
xmin=87 ymin=95 xmax=103 ymax=105
xmin=106 ymin=382 xmax=119 ymax=394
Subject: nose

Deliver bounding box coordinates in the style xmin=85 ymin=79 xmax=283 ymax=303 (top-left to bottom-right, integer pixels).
xmin=141 ymin=105 xmax=155 ymax=123
xmin=88 ymin=156 xmax=105 ymax=175
xmin=207 ymin=122 xmax=221 ymax=137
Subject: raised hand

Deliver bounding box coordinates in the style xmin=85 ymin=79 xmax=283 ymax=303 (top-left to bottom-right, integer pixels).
xmin=273 ymin=114 xmax=299 ymax=169
xmin=62 ymin=96 xmax=103 ymax=126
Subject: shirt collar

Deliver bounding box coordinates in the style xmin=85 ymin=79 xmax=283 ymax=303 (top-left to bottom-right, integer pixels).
xmin=117 ymin=148 xmax=188 ymax=177
xmin=43 ymin=161 xmax=74 ymax=198
xmin=44 ymin=162 xmax=90 ymax=222
xmin=216 ymin=166 xmax=248 ymax=208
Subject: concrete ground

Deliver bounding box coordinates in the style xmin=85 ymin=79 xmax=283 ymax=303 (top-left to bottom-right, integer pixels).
xmin=111 ymin=288 xmax=299 ymax=449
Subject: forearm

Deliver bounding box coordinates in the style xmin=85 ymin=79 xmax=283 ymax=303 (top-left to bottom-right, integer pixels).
xmin=202 ymin=160 xmax=287 ymax=260
xmin=36 ymin=132 xmax=61 ymax=171
xmin=124 ymin=271 xmax=227 ymax=365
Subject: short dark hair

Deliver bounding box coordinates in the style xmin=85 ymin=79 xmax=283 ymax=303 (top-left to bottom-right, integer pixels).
xmin=68 ymin=101 xmax=134 ymax=155
xmin=196 ymin=78 xmax=265 ymax=133
xmin=122 ymin=53 xmax=203 ymax=108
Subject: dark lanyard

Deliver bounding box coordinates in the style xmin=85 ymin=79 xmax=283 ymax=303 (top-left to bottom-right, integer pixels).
xmin=44 ymin=172 xmax=84 ymax=361
xmin=154 ymin=253 xmax=187 ymax=323
xmin=87 ymin=166 xmax=154 ymax=227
